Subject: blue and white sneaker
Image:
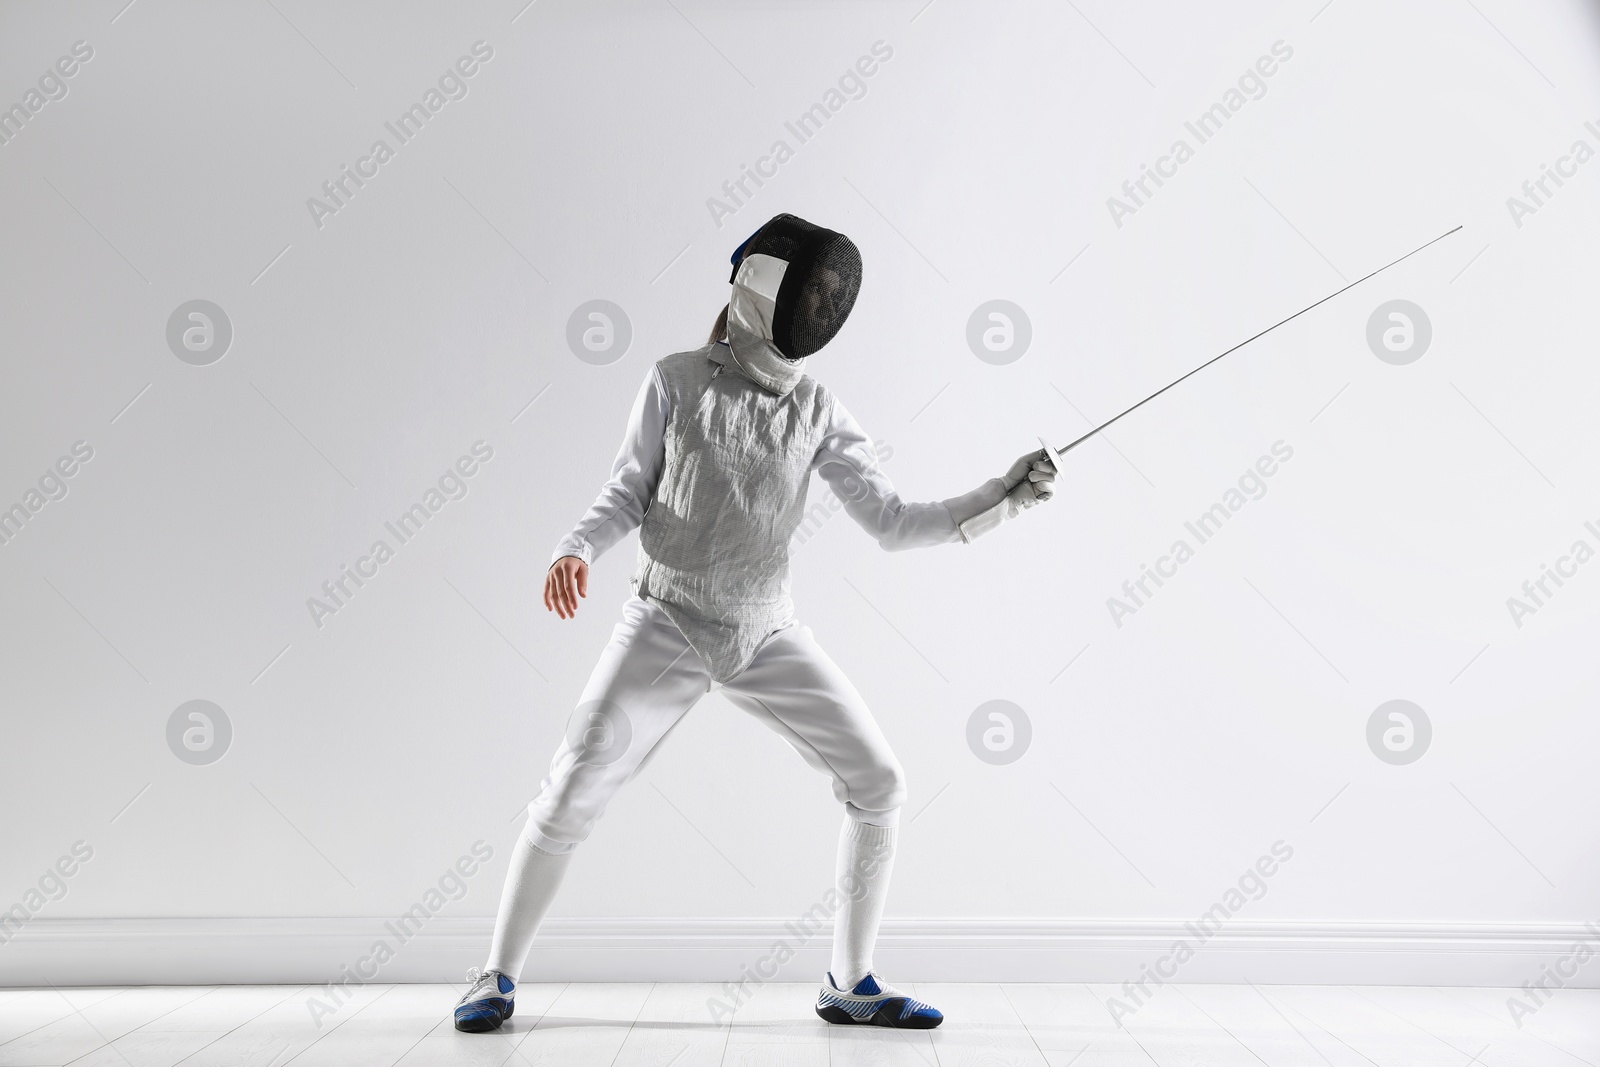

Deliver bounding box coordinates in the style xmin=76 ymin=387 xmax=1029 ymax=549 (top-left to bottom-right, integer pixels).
xmin=455 ymin=967 xmax=515 ymax=1032
xmin=815 ymin=971 xmax=944 ymax=1029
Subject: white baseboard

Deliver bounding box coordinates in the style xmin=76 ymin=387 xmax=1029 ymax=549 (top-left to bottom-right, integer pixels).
xmin=3 ymin=917 xmax=1596 ymax=988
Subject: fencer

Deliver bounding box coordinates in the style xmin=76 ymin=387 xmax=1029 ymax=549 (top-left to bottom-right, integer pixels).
xmin=456 ymin=213 xmax=1057 ymax=1032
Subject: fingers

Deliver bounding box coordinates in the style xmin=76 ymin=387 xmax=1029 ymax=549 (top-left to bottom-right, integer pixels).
xmin=558 ymin=568 xmax=576 ymax=619
xmin=545 ymin=564 xmax=572 ymax=619
xmin=543 ymin=558 xmax=587 ymax=619
xmin=1009 ymin=450 xmax=1060 ymax=488
xmin=1027 ymin=466 xmax=1056 ymax=502
xmin=550 ymin=571 xmax=567 ymax=619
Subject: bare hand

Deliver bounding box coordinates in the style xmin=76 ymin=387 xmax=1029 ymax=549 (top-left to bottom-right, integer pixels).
xmin=543 ymin=556 xmax=588 ymax=619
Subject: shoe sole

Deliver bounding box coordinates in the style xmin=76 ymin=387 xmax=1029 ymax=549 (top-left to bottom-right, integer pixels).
xmin=455 ymin=1001 xmax=514 ymax=1033
xmin=816 ymin=1003 xmax=942 ymax=1029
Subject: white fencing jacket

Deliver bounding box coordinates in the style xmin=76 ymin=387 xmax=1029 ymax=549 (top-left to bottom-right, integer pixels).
xmin=554 ymin=342 xmax=1005 ymax=680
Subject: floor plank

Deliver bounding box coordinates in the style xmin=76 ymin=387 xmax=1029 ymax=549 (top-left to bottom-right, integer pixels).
xmin=0 ymin=1010 xmax=110 ymax=1067
xmin=1000 ymin=982 xmax=1153 ymax=1064
xmin=75 ymin=988 xmax=215 ymax=1044
xmin=49 ymin=991 xmax=127 ymax=1013
xmin=138 ymin=986 xmax=304 ymax=1033
xmin=510 ymin=981 xmax=654 ymax=1066
xmin=724 ymin=982 xmax=828 ymax=1067
xmin=613 ymin=982 xmax=729 ymax=1067
xmin=829 ymin=1020 xmax=941 ymax=1067
xmin=1 ymin=983 xmax=1594 ymax=1067
xmin=1270 ymin=985 xmax=1470 ymax=1066
xmin=1089 ymin=981 xmax=1261 ymax=1067
xmin=283 ymin=984 xmax=456 ymax=1067
xmin=63 ymin=1029 xmax=227 ymax=1067
xmin=921 ymin=983 xmax=1050 ymax=1067
xmin=176 ymin=984 xmax=383 ymax=1067
xmin=1177 ymin=984 xmax=1374 ymax=1066
xmin=283 ymin=1013 xmax=439 ymax=1067
xmin=1360 ymin=984 xmax=1588 ymax=1067
xmin=1434 ymin=986 xmax=1600 ymax=1065
xmin=0 ymin=990 xmax=97 ymax=1047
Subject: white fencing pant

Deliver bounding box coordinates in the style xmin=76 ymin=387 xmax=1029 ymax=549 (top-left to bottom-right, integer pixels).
xmin=523 ymin=596 xmax=907 ymax=854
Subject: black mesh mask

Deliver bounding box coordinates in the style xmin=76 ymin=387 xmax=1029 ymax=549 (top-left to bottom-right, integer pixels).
xmin=729 ymin=214 xmax=862 ymax=360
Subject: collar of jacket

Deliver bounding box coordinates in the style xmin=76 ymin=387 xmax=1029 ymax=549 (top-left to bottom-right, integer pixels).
xmin=710 ymin=334 xmax=807 ymax=397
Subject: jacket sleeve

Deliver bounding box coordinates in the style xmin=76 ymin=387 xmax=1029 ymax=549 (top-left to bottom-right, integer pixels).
xmin=551 ymin=364 xmax=669 ymax=566
xmin=812 ymin=396 xmax=1006 ymax=551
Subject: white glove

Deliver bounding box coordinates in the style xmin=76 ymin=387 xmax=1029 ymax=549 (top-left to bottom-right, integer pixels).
xmin=1001 ymin=450 xmax=1057 ymax=504
xmin=943 ymin=449 xmax=1058 ymax=543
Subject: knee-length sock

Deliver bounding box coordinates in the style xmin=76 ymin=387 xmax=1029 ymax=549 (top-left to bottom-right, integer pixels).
xmin=828 ymin=816 xmax=898 ymax=990
xmin=484 ymin=831 xmax=572 ymax=981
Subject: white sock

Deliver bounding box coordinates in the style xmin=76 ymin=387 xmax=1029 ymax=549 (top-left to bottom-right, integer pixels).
xmin=484 ymin=831 xmax=572 ymax=982
xmin=829 ymin=816 xmax=898 ymax=990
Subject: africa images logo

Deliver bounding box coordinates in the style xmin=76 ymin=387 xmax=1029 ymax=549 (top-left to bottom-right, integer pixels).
xmin=0 ymin=40 xmax=94 ymax=148
xmin=306 ymin=441 xmax=494 ymax=629
xmin=705 ymin=41 xmax=893 ymax=228
xmin=305 ymin=42 xmax=494 ymax=230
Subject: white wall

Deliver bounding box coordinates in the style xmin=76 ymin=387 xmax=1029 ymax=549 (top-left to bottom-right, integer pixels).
xmin=2 ymin=0 xmax=1598 ymax=985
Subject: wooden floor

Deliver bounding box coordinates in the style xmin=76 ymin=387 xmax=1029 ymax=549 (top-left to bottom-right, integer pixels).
xmin=0 ymin=981 xmax=1594 ymax=1066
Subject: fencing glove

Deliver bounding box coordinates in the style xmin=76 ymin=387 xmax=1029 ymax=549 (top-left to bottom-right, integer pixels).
xmin=943 ymin=449 xmax=1057 ymax=543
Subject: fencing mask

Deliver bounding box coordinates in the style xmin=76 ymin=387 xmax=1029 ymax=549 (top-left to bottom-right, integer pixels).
xmin=721 ymin=213 xmax=862 ymax=395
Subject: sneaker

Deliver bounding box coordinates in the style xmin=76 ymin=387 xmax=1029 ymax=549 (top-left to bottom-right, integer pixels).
xmin=454 ymin=967 xmax=515 ymax=1033
xmin=815 ymin=971 xmax=943 ymax=1029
